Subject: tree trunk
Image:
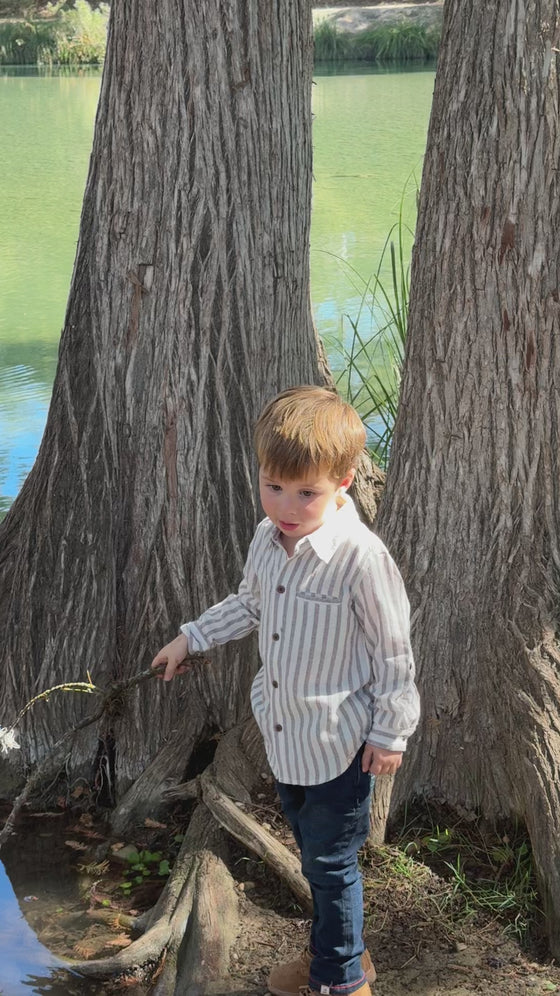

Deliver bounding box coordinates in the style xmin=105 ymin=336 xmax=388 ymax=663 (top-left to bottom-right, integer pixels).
xmin=377 ymin=0 xmax=560 ymax=955
xmin=0 ymin=0 xmax=320 ymax=804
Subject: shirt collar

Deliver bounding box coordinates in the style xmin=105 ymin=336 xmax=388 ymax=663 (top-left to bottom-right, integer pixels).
xmin=270 ymin=493 xmax=360 ymax=563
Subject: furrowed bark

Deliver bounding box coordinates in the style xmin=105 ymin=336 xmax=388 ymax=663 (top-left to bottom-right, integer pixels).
xmin=377 ymin=0 xmax=560 ymax=955
xmin=0 ymin=0 xmax=319 ymax=800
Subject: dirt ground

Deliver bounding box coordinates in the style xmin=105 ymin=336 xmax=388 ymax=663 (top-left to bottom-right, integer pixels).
xmin=9 ymin=794 xmax=560 ymax=996
xmin=215 ymin=797 xmax=560 ymax=996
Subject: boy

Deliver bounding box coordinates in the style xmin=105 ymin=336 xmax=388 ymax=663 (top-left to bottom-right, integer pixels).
xmin=152 ymin=386 xmax=420 ymax=996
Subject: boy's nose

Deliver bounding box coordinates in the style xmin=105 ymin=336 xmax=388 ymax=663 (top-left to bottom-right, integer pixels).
xmin=281 ymin=499 xmax=297 ymax=520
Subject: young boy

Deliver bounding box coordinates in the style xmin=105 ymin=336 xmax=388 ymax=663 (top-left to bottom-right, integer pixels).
xmin=152 ymin=386 xmax=420 ymax=996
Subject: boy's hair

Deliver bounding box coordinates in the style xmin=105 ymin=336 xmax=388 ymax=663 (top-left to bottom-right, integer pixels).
xmin=254 ymin=386 xmax=366 ymax=481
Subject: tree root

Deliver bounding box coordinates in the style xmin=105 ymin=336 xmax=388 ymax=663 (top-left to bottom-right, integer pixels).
xmin=71 ymin=803 xmax=237 ymax=990
xmin=66 ymin=718 xmax=310 ymax=990
xmin=201 ymin=767 xmax=311 ymax=912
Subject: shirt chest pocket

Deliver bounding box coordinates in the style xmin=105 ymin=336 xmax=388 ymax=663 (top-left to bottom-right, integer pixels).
xmin=296 ymin=590 xmax=342 ymax=605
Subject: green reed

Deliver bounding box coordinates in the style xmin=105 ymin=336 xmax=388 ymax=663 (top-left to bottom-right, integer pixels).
xmin=314 ymin=20 xmax=441 ymax=64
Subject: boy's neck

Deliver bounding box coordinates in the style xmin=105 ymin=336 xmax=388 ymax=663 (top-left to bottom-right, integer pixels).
xmin=281 ymin=534 xmax=298 ymax=558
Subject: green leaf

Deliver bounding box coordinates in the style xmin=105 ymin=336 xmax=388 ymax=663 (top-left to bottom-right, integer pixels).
xmin=158 ymin=859 xmax=170 ymax=876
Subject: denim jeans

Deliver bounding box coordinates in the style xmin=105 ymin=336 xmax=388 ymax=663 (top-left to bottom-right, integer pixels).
xmin=276 ymin=747 xmax=373 ymax=995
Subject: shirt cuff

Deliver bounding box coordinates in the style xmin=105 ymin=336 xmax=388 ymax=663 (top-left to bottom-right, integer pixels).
xmin=179 ymin=622 xmax=209 ymax=654
xmin=366 ymin=731 xmax=408 ymax=753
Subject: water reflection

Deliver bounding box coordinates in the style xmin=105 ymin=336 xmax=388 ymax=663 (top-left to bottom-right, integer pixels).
xmin=0 ymin=859 xmax=107 ymax=995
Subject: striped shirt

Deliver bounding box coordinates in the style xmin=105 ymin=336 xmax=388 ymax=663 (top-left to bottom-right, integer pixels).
xmin=181 ymin=495 xmax=420 ymax=785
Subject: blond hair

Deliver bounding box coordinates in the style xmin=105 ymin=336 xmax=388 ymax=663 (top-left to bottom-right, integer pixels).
xmin=254 ymin=386 xmax=366 ymax=481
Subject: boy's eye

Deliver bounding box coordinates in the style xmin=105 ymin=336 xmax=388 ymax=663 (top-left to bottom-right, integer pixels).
xmin=300 ymin=490 xmax=315 ymax=498
xmin=268 ymin=484 xmax=282 ymax=492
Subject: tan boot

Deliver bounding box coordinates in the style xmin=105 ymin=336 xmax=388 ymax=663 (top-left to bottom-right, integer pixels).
xmin=268 ymin=946 xmax=376 ymax=996
xmin=299 ymin=985 xmax=371 ymax=996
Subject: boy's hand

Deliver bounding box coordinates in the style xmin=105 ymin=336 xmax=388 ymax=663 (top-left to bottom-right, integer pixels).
xmin=151 ymin=634 xmax=190 ymax=682
xmin=362 ymin=744 xmax=403 ymax=776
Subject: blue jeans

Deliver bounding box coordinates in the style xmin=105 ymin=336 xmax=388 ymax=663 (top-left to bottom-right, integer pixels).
xmin=276 ymin=747 xmax=373 ymax=995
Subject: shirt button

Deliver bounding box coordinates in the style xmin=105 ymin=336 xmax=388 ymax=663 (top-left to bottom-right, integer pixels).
xmin=275 ymin=724 xmax=283 ymax=732
xmin=272 ymin=632 xmax=280 ymax=641
xmin=272 ymin=680 xmax=279 ymax=688
xmin=276 ymin=585 xmax=285 ymax=594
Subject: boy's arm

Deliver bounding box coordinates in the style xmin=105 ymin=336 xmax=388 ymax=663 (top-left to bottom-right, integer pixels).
xmin=353 ymin=548 xmax=420 ymax=756
xmin=152 ymin=534 xmax=261 ymax=682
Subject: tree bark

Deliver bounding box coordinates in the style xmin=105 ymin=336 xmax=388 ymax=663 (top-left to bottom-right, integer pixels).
xmin=377 ymin=0 xmax=560 ymax=955
xmin=0 ymin=0 xmax=320 ymax=802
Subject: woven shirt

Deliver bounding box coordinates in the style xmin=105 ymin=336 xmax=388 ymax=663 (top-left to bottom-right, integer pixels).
xmin=181 ymin=495 xmax=420 ymax=786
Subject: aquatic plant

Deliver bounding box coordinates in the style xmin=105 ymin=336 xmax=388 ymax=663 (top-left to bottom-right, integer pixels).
xmin=324 ymin=197 xmax=412 ymax=469
xmin=0 ymin=19 xmax=56 ymax=64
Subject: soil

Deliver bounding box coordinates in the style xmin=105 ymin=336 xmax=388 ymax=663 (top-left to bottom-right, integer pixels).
xmin=8 ymin=792 xmax=559 ymax=996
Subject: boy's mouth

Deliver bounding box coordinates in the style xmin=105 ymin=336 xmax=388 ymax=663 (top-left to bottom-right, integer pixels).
xmin=279 ymin=521 xmax=298 ymax=531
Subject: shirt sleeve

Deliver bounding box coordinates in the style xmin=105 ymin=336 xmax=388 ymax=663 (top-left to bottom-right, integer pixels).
xmin=353 ymin=547 xmax=420 ymax=752
xmin=180 ymin=534 xmax=261 ymax=653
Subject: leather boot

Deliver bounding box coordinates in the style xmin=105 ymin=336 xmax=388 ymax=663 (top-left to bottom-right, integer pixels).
xmin=268 ymin=946 xmax=376 ymax=996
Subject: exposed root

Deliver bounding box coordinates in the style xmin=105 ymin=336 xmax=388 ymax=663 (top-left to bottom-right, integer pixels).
xmin=201 ymin=766 xmax=311 ymax=912
xmin=45 ymin=720 xmax=310 ymax=990
xmin=70 ymin=802 xmax=238 ymax=989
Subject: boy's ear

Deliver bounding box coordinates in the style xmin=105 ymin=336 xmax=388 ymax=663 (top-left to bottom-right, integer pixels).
xmin=339 ymin=468 xmax=356 ymax=492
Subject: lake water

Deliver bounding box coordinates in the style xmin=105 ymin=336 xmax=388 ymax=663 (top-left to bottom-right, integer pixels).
xmin=0 ymin=63 xmax=434 ymax=515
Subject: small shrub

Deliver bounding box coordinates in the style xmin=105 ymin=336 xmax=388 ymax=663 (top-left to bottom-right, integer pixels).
xmin=50 ymin=0 xmax=109 ymax=65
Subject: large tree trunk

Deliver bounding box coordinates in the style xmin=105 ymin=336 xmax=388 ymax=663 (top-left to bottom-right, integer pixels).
xmin=377 ymin=0 xmax=560 ymax=956
xmin=0 ymin=0 xmax=320 ymax=806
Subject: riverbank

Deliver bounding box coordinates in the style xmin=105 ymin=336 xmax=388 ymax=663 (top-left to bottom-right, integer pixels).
xmin=0 ymin=3 xmax=442 ymax=66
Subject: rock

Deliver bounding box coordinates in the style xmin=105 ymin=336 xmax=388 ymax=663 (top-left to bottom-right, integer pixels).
xmin=110 ymin=843 xmax=139 ymax=864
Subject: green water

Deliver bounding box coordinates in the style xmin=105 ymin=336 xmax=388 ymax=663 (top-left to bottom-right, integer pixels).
xmin=0 ymin=64 xmax=434 ymax=513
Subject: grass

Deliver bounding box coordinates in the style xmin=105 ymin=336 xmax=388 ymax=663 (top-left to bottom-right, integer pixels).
xmin=314 ymin=20 xmax=441 ymax=63
xmin=393 ymin=803 xmax=543 ymax=946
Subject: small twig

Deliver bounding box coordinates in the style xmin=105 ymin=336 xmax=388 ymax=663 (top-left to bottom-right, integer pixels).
xmin=8 ymin=680 xmax=100 ymax=733
xmin=0 ymin=657 xmax=206 ymax=852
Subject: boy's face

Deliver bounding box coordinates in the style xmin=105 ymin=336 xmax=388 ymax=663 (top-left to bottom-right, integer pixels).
xmin=259 ymin=467 xmax=354 ymax=546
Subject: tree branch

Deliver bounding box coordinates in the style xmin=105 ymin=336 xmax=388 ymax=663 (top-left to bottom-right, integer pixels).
xmin=0 ymin=657 xmax=207 ymax=851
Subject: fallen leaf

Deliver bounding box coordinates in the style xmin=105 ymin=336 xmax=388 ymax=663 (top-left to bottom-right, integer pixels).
xmin=105 ymin=934 xmax=131 ymax=948
xmin=144 ymin=817 xmax=167 ymax=829
xmin=65 ymin=839 xmax=88 ymax=851
xmin=73 ymin=941 xmax=97 ymax=959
